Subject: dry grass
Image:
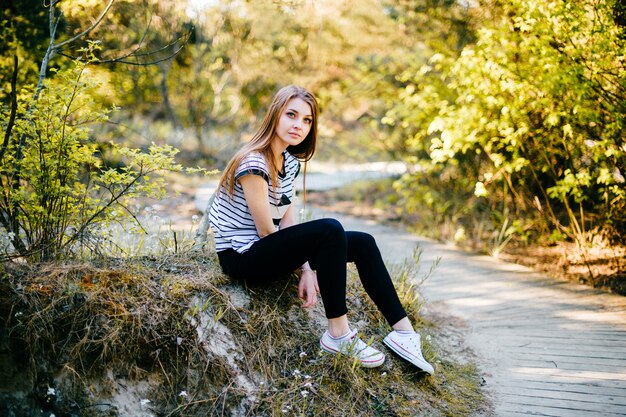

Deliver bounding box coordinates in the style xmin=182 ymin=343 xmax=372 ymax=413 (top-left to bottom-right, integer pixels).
xmin=0 ymin=249 xmax=489 ymax=416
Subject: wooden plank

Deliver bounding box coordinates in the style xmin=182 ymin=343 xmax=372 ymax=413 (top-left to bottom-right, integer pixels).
xmin=498 ymin=402 xmax=625 ymax=417
xmin=503 ymin=347 xmax=626 ymax=360
xmin=476 ymin=324 xmax=626 ymax=335
xmin=473 ymin=312 xmax=626 ymax=323
xmin=497 ymin=379 xmax=626 ymax=398
xmin=482 ymin=333 xmax=626 ymax=347
xmin=509 ymin=358 xmax=626 ymax=374
xmin=479 ymin=324 xmax=626 ymax=335
xmin=497 ymin=412 xmax=562 ymax=417
xmin=496 ymin=412 xmax=558 ymax=417
xmin=510 ymin=352 xmax=626 ymax=367
xmin=505 ymin=372 xmax=626 ymax=388
xmin=509 ymin=366 xmax=626 ymax=383
xmin=473 ymin=314 xmax=626 ymax=328
xmin=498 ymin=386 xmax=626 ymax=407
xmin=500 ymin=343 xmax=626 ymax=356
xmin=499 ymin=392 xmax=626 ymax=415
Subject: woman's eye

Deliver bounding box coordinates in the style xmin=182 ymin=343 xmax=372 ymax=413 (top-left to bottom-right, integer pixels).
xmin=287 ymin=112 xmax=295 ymax=117
xmin=304 ymin=118 xmax=312 ymax=124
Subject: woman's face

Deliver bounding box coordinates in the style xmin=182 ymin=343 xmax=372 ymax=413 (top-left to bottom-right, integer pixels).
xmin=273 ymin=97 xmax=313 ymax=150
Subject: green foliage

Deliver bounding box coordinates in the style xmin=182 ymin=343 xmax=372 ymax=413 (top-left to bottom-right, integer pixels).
xmin=0 ymin=2 xmax=50 ymax=93
xmin=0 ymin=49 xmax=184 ymax=261
xmin=372 ymin=0 xmax=626 ymax=252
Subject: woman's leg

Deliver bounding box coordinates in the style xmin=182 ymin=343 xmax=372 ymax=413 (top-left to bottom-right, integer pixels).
xmin=344 ymin=232 xmax=435 ymax=373
xmin=218 ymin=218 xmax=350 ymax=320
xmin=346 ymin=231 xmax=409 ymax=327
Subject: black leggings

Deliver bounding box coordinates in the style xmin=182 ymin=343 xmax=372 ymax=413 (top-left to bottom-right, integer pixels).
xmin=217 ymin=218 xmax=407 ymax=326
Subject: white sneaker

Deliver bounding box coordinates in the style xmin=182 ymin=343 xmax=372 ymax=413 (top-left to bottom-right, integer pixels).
xmin=383 ymin=330 xmax=435 ymax=375
xmin=320 ymin=329 xmax=385 ymax=368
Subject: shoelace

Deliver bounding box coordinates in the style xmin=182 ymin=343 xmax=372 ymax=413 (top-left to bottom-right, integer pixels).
xmin=404 ymin=334 xmax=425 ymax=359
xmin=344 ymin=330 xmax=369 ymax=355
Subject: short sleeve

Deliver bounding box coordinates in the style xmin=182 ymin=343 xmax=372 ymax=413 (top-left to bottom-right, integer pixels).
xmin=235 ymin=153 xmax=270 ymax=183
xmin=294 ymin=160 xmax=301 ymax=178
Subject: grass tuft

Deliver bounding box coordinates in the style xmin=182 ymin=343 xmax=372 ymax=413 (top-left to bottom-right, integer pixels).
xmin=0 ymin=249 xmax=489 ymax=416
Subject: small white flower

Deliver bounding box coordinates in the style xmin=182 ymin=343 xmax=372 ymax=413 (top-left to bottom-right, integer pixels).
xmin=176 ymin=337 xmax=183 ymax=346
xmin=299 ymin=351 xmax=307 ymax=358
xmin=425 ymin=335 xmax=432 ymax=342
xmin=140 ymin=399 xmax=151 ymax=406
xmin=192 ymin=215 xmax=199 ymax=223
xmin=178 ymin=390 xmax=188 ymax=398
xmin=381 ymin=372 xmax=387 ymax=377
xmin=303 ymin=382 xmax=312 ymax=388
xmin=291 ymin=369 xmax=301 ymax=377
xmin=300 ymin=390 xmax=309 ymax=397
xmin=47 ymin=387 xmax=56 ymax=396
xmin=304 ymin=374 xmax=311 ymax=379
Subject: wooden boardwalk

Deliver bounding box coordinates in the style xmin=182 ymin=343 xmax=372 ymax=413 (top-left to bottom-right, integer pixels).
xmin=316 ymin=209 xmax=626 ymax=417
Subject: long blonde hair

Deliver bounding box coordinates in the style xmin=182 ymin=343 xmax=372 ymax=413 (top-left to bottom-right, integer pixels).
xmin=219 ymin=85 xmax=319 ymax=198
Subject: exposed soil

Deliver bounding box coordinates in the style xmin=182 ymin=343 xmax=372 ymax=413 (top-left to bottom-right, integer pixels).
xmin=497 ymin=242 xmax=626 ymax=295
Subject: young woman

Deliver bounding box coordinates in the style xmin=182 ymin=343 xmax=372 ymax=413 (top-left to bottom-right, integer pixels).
xmin=208 ymin=85 xmax=434 ymax=374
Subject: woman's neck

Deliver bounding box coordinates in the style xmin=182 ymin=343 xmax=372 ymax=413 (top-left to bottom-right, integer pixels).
xmin=270 ymin=141 xmax=286 ymax=166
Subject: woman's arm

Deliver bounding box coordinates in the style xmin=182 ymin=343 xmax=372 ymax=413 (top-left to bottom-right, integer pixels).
xmin=239 ymin=175 xmax=275 ymax=238
xmin=279 ymin=204 xmax=297 ymax=229
xmin=279 ymin=204 xmax=319 ymax=307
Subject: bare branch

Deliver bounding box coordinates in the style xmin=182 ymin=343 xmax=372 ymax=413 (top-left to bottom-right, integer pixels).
xmin=62 ymin=168 xmax=146 ymax=250
xmin=96 ymin=11 xmax=156 ymax=64
xmin=33 ymin=11 xmax=62 ymax=101
xmin=102 ymin=43 xmax=188 ymax=66
xmin=0 ymin=55 xmax=18 ymax=163
xmin=56 ymin=31 xmax=192 ymax=66
xmin=54 ymin=0 xmax=116 ymax=49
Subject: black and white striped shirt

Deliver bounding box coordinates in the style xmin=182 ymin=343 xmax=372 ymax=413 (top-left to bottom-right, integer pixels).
xmin=209 ymin=150 xmax=301 ymax=253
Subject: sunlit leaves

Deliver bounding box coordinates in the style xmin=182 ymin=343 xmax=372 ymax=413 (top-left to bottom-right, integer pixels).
xmin=381 ymin=0 xmax=626 ymax=244
xmin=0 ymin=54 xmax=184 ymax=261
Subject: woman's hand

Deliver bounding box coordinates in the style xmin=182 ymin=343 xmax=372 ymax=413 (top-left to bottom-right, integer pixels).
xmin=298 ymin=269 xmax=319 ymax=308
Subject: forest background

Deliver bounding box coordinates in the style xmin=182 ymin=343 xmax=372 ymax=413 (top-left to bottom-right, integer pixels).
xmin=1 ymin=0 xmax=625 ymax=287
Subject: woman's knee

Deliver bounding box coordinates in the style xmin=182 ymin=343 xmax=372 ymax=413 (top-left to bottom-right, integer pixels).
xmin=347 ymin=231 xmax=379 ymax=257
xmin=314 ymin=218 xmax=345 ymax=237
xmin=350 ymin=231 xmax=376 ymax=246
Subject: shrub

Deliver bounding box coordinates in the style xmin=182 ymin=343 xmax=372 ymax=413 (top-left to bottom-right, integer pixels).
xmin=0 ymin=45 xmax=185 ymax=262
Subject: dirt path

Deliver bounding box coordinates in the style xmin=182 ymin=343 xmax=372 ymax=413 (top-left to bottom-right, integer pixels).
xmin=310 ymin=207 xmax=626 ymax=417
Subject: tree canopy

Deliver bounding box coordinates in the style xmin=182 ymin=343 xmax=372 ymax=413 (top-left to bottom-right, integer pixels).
xmin=1 ymin=0 xmax=625 ymax=261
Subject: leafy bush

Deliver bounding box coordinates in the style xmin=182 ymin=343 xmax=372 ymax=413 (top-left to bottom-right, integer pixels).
xmin=0 ymin=47 xmax=185 ymax=262
xmin=372 ymin=0 xmax=626 ymax=254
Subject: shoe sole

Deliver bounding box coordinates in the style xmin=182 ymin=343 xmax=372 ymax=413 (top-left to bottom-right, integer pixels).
xmin=319 ymin=340 xmax=385 ymax=368
xmin=383 ymin=336 xmax=435 ymax=375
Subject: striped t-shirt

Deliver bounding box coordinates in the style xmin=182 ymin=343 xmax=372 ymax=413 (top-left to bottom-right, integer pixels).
xmin=209 ymin=150 xmax=301 ymax=253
